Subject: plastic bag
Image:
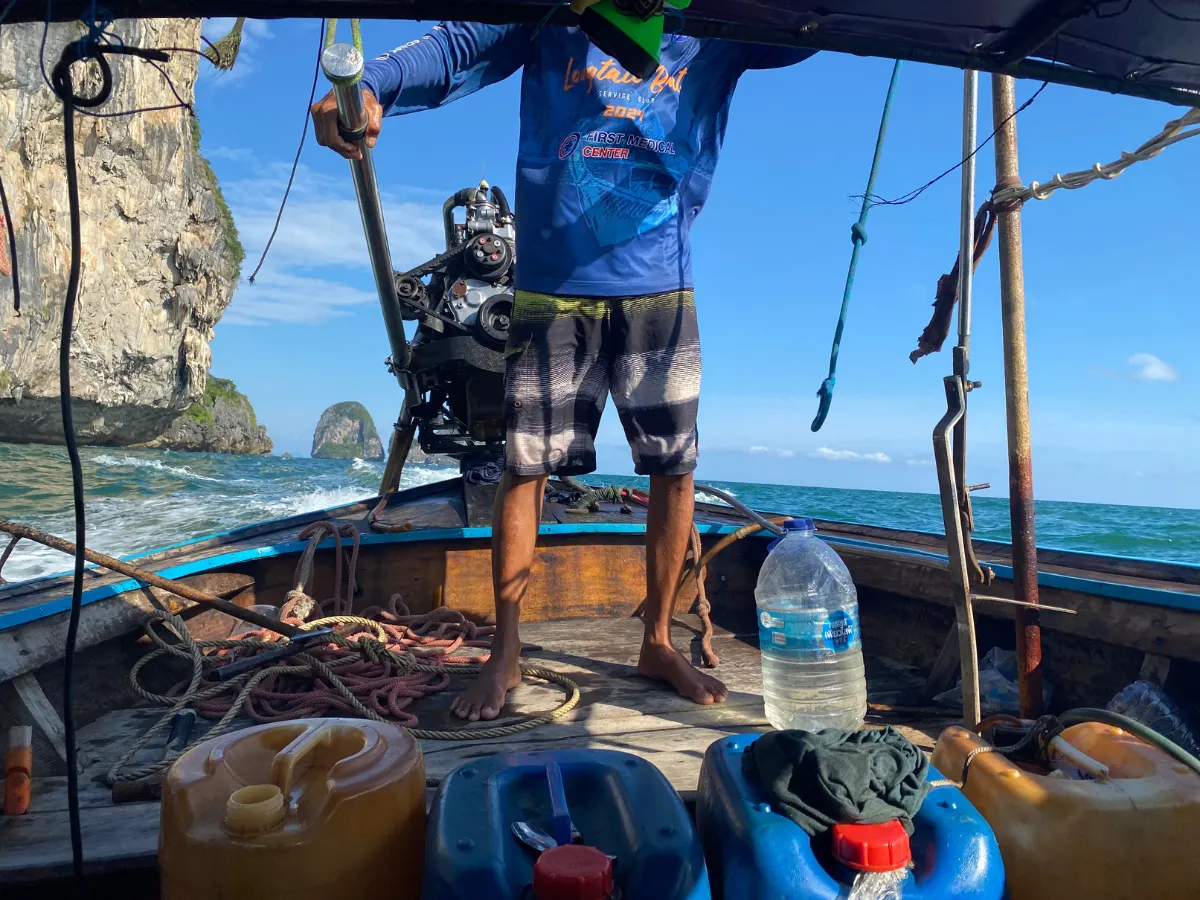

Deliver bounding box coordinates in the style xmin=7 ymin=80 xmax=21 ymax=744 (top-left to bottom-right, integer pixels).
xmin=1106 ymin=680 xmax=1200 ymax=757
xmin=934 ymin=647 xmax=1052 ymax=715
xmin=848 ymin=869 xmax=907 ymax=900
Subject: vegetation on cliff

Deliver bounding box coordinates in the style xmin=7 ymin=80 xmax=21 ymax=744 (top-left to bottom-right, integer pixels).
xmin=312 ymin=402 xmax=384 ymax=459
xmin=140 ymin=376 xmax=272 ymax=455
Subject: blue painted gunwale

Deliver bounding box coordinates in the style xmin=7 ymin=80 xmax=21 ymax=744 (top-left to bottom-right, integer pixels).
xmin=2 ymin=493 xmax=1197 ymax=633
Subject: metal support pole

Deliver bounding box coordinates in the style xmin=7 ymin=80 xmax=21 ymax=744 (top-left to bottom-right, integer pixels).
xmin=321 ymin=43 xmax=410 ymax=383
xmin=991 ymin=73 xmax=1044 ymax=718
xmin=930 ymin=70 xmax=982 ymax=728
xmin=956 ymin=72 xmax=978 ymax=355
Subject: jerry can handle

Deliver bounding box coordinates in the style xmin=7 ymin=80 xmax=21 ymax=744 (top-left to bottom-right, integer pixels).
xmin=271 ymin=722 xmax=336 ymax=798
xmin=546 ymin=761 xmax=581 ymax=846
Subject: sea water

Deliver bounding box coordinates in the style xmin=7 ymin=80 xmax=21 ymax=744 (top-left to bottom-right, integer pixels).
xmin=2 ymin=443 xmax=1198 ymax=584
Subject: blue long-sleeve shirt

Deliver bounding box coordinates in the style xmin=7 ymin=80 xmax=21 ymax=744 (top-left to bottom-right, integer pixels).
xmin=362 ymin=23 xmax=813 ymax=297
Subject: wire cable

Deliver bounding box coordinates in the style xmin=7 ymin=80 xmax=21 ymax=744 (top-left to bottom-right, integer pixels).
xmin=247 ymin=18 xmax=326 ymax=284
xmin=863 ymin=81 xmax=1048 ymax=208
xmin=1147 ymin=0 xmax=1200 ymax=22
xmin=50 ymin=36 xmax=171 ymax=883
xmin=0 ymin=169 xmax=20 ymax=314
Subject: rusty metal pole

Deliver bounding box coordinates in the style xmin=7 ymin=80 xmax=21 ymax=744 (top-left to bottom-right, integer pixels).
xmin=991 ymin=73 xmax=1043 ymax=718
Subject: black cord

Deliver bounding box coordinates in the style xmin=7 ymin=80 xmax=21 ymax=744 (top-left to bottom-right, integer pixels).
xmin=0 ymin=169 xmax=19 ymax=314
xmin=1148 ymin=0 xmax=1200 ymax=21
xmin=860 ymin=81 xmax=1049 ymax=208
xmin=50 ymin=38 xmax=170 ymax=884
xmin=247 ymin=18 xmax=326 ymax=284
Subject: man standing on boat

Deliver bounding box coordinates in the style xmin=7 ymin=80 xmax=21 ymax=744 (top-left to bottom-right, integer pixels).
xmin=313 ymin=21 xmax=813 ymax=720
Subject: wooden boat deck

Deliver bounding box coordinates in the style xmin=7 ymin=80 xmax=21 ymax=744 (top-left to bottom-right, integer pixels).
xmin=0 ymin=617 xmax=958 ymax=885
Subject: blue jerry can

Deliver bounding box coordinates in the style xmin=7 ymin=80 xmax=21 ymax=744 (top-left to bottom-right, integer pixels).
xmin=696 ymin=734 xmax=1005 ymax=899
xmin=424 ymin=749 xmax=711 ymax=900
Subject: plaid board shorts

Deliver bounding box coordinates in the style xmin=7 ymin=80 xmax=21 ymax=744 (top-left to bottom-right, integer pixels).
xmin=504 ymin=289 xmax=701 ymax=477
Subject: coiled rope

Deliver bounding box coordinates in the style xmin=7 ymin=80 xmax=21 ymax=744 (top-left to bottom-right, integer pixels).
xmin=107 ymin=520 xmax=579 ymax=785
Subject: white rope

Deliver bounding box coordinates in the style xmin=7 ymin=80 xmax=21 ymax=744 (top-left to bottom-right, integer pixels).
xmin=992 ymin=106 xmax=1200 ymax=208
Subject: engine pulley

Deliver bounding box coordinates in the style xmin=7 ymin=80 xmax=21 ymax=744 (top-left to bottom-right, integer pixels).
xmin=476 ymin=293 xmax=513 ymax=349
xmin=462 ymin=233 xmax=513 ymax=282
xmin=394 ymin=274 xmax=429 ymax=320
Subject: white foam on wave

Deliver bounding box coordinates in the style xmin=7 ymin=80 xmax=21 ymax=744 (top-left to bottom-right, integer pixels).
xmin=2 ymin=459 xmax=463 ymax=584
xmin=350 ymin=457 xmax=382 ymax=474
xmin=696 ymin=490 xmax=735 ymax=506
xmin=92 ymin=454 xmax=221 ymax=483
xmin=253 ymin=486 xmax=373 ymax=520
xmin=399 ymin=464 xmax=458 ymax=488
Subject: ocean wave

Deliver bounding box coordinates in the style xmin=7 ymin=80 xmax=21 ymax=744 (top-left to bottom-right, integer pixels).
xmin=253 ymin=487 xmax=376 ymax=520
xmin=92 ymin=454 xmax=221 ymax=483
xmin=4 ymin=443 xmax=1197 ymax=584
xmin=399 ymin=465 xmax=458 ymax=488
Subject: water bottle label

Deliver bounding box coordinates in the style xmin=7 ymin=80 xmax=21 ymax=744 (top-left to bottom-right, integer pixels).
xmin=758 ymin=608 xmax=860 ymax=656
xmin=822 ymin=609 xmax=856 ymax=652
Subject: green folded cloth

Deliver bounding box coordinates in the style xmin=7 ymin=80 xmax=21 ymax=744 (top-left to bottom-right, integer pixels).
xmin=742 ymin=727 xmax=930 ymax=836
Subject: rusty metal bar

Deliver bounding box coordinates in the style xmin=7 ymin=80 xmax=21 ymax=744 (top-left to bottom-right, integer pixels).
xmin=991 ymin=73 xmax=1044 ymax=718
xmin=0 ymin=519 xmax=301 ymax=638
xmin=972 ymin=594 xmax=1076 ymax=616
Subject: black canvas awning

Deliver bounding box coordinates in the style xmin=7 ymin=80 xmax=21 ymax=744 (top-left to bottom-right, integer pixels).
xmin=8 ymin=1 xmax=1200 ymax=106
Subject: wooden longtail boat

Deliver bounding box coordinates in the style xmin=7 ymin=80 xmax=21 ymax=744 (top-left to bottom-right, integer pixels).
xmin=1 ymin=475 xmax=1196 ymax=889
xmin=3 ymin=2 xmax=1199 ymax=894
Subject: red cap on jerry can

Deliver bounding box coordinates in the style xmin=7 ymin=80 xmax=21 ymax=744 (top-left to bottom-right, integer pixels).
xmin=831 ymin=820 xmax=912 ymax=872
xmin=532 ymin=844 xmax=614 ymax=900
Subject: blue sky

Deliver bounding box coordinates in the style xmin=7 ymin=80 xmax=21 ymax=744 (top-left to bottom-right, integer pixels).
xmin=195 ymin=18 xmax=1199 ymax=510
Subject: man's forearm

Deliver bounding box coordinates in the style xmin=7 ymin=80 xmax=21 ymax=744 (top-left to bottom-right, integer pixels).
xmin=361 ymin=22 xmax=530 ymax=117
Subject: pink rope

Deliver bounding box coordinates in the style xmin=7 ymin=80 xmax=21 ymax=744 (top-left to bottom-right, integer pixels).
xmin=177 ymin=521 xmax=493 ymax=728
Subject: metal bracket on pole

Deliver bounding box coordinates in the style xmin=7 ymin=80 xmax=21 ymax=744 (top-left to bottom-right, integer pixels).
xmin=378 ymin=399 xmax=418 ymax=496
xmin=321 ymin=42 xmax=410 ymax=385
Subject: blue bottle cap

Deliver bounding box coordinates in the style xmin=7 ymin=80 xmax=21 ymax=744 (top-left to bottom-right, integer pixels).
xmin=783 ymin=517 xmax=815 ymax=532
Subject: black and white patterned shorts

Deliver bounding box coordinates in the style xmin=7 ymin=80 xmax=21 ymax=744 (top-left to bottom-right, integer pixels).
xmin=503 ymin=289 xmax=701 ymax=478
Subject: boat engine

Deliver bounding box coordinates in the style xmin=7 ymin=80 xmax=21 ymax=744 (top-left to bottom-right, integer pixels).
xmin=389 ymin=181 xmax=514 ymax=465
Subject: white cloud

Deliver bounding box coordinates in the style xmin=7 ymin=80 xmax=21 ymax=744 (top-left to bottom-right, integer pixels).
xmin=200 ymin=18 xmax=276 ymax=85
xmin=221 ymin=272 xmax=379 ymax=325
xmin=747 ymin=446 xmax=794 ymax=459
xmin=808 ymin=447 xmax=892 ymax=464
xmin=1128 ymin=353 xmax=1179 ymax=382
xmin=207 ymin=146 xmax=258 ymax=163
xmin=217 ymin=163 xmax=444 ymax=325
xmin=905 ymin=458 xmax=933 ymax=467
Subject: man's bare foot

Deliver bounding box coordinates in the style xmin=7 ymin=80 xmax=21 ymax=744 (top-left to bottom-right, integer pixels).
xmin=451 ymin=650 xmax=522 ymax=721
xmin=637 ymin=639 xmax=728 ymax=705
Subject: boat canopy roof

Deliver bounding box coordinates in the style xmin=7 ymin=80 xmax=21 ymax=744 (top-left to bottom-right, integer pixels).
xmin=10 ymin=0 xmax=1200 ymax=106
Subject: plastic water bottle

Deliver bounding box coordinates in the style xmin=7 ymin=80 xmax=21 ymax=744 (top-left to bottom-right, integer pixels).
xmin=755 ymin=518 xmax=867 ymax=732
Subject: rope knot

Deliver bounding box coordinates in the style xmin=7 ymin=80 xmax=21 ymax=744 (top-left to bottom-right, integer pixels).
xmin=354 ymin=635 xmax=389 ymax=664
xmin=989 ymin=175 xmax=1026 ymax=213
xmin=850 ymin=222 xmax=868 ymax=245
xmin=283 ymin=589 xmax=317 ymax=622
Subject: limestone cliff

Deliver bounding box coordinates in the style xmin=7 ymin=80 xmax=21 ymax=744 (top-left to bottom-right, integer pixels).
xmin=312 ymin=402 xmax=384 ymax=460
xmin=0 ymin=19 xmax=240 ymax=445
xmin=136 ymin=377 xmax=272 ymax=455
